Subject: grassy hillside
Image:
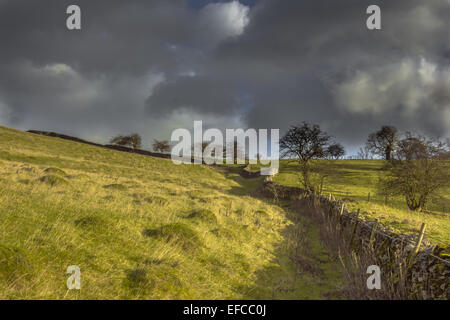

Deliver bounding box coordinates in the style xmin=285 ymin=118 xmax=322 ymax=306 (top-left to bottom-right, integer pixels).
xmin=0 ymin=126 xmax=342 ymax=299
xmin=258 ymin=160 xmax=450 ymax=245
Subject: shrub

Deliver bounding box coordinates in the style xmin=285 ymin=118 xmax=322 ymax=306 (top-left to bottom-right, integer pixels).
xmin=142 ymin=223 xmax=201 ymax=250
xmin=74 ymin=216 xmax=107 ymax=229
xmin=152 ymin=139 xmax=170 ymax=153
xmin=38 ymin=175 xmax=68 ymax=186
xmin=43 ymin=167 xmax=66 ymax=176
xmin=110 ymin=133 xmax=142 ymax=149
xmin=379 ymin=134 xmax=450 ymax=211
xmin=186 ymin=209 xmax=217 ymax=223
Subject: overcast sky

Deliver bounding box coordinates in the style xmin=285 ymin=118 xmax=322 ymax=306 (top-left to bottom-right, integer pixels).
xmin=0 ymin=0 xmax=449 ymax=153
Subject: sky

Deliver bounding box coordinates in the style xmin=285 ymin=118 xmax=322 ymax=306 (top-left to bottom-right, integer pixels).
xmin=0 ymin=0 xmax=449 ymax=154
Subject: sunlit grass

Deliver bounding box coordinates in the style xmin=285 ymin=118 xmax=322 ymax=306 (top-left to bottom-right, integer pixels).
xmin=0 ymin=126 xmax=343 ymax=299
xmin=260 ymin=159 xmax=450 ymax=245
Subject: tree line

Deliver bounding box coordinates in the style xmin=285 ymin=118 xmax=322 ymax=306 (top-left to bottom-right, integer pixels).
xmin=109 ymin=133 xmax=258 ymax=161
xmin=109 ymin=123 xmax=449 ymax=212
xmin=109 ymin=133 xmax=171 ymax=154
xmin=279 ymin=123 xmax=450 ymax=212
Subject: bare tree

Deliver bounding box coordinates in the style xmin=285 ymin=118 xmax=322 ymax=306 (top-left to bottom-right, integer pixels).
xmin=129 ymin=133 xmax=142 ymax=149
xmin=436 ymin=137 xmax=450 ymax=160
xmin=110 ymin=135 xmax=127 ymax=146
xmin=152 ymin=139 xmax=170 ymax=153
xmin=110 ymin=133 xmax=142 ymax=149
xmin=394 ymin=133 xmax=428 ymax=160
xmin=224 ymin=139 xmax=245 ymax=163
xmin=280 ymin=122 xmax=332 ymax=190
xmin=326 ymin=143 xmax=345 ymax=159
xmin=378 ymin=133 xmax=449 ymax=211
xmin=366 ymin=125 xmax=398 ymax=160
xmin=357 ymin=145 xmax=372 ymax=160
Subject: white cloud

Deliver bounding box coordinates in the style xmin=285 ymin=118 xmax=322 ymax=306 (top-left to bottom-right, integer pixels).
xmin=199 ymin=1 xmax=250 ymax=42
xmin=21 ymin=62 xmax=102 ymax=109
xmin=334 ymin=57 xmax=450 ymax=120
xmin=164 ymin=107 xmax=246 ymax=133
xmin=42 ymin=63 xmax=76 ymax=76
xmin=29 ymin=62 xmax=166 ymax=113
xmin=5 ymin=61 xmax=167 ymax=145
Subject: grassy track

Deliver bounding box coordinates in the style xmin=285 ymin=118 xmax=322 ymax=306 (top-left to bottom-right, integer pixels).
xmin=0 ymin=126 xmax=342 ymax=299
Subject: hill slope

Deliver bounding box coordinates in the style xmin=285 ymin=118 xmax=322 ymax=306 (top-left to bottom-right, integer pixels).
xmin=0 ymin=126 xmax=342 ymax=299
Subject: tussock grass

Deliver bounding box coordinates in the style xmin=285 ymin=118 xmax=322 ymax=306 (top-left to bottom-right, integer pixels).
xmin=144 ymin=196 xmax=169 ymax=206
xmin=38 ymin=174 xmax=69 ymax=186
xmin=186 ymin=209 xmax=217 ymax=223
xmin=74 ymin=216 xmax=108 ymax=230
xmin=142 ymin=223 xmax=202 ymax=251
xmin=0 ymin=245 xmax=35 ymax=282
xmin=43 ymin=167 xmax=67 ymax=176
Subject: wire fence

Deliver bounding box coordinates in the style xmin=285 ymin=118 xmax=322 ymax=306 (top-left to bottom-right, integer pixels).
xmin=257 ymin=170 xmax=449 ymax=266
xmin=316 ymin=194 xmax=450 ymax=266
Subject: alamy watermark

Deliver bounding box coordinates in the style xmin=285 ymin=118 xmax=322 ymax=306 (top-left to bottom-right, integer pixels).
xmin=66 ymin=265 xmax=81 ymax=290
xmin=366 ymin=5 xmax=381 ymax=30
xmin=66 ymin=5 xmax=81 ymax=30
xmin=170 ymin=121 xmax=279 ymax=176
xmin=66 ymin=4 xmax=381 ymax=31
xmin=366 ymin=265 xmax=381 ymax=290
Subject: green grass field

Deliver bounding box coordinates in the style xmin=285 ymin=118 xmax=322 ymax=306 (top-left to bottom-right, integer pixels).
xmin=256 ymin=160 xmax=450 ymax=246
xmin=0 ymin=126 xmax=342 ymax=299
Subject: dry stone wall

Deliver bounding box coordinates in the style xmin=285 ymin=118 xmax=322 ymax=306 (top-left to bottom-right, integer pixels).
xmin=261 ymin=179 xmax=449 ymax=300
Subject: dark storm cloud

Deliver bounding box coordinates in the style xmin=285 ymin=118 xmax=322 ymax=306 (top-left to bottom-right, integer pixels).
xmin=0 ymin=0 xmax=448 ymax=152
xmin=0 ymin=0 xmax=196 ymax=76
xmin=147 ymin=0 xmax=450 ymax=147
xmin=0 ymin=0 xmax=251 ymax=145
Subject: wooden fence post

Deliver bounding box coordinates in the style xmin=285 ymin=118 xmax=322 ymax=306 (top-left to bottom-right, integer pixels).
xmin=408 ymin=223 xmax=426 ymax=265
xmin=413 ymin=223 xmax=426 ymax=255
xmin=349 ymin=209 xmax=360 ymax=248
xmin=369 ymin=220 xmax=378 ymax=245
xmin=328 ymin=196 xmax=334 ymax=216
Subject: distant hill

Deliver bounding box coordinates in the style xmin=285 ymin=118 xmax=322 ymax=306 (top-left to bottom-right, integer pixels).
xmin=27 ymin=130 xmax=172 ymax=159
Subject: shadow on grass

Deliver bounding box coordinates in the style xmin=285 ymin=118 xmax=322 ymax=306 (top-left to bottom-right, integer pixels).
xmin=215 ymin=165 xmax=344 ymax=299
xmin=215 ymin=165 xmax=267 ymax=197
xmin=237 ymin=200 xmax=344 ymax=299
